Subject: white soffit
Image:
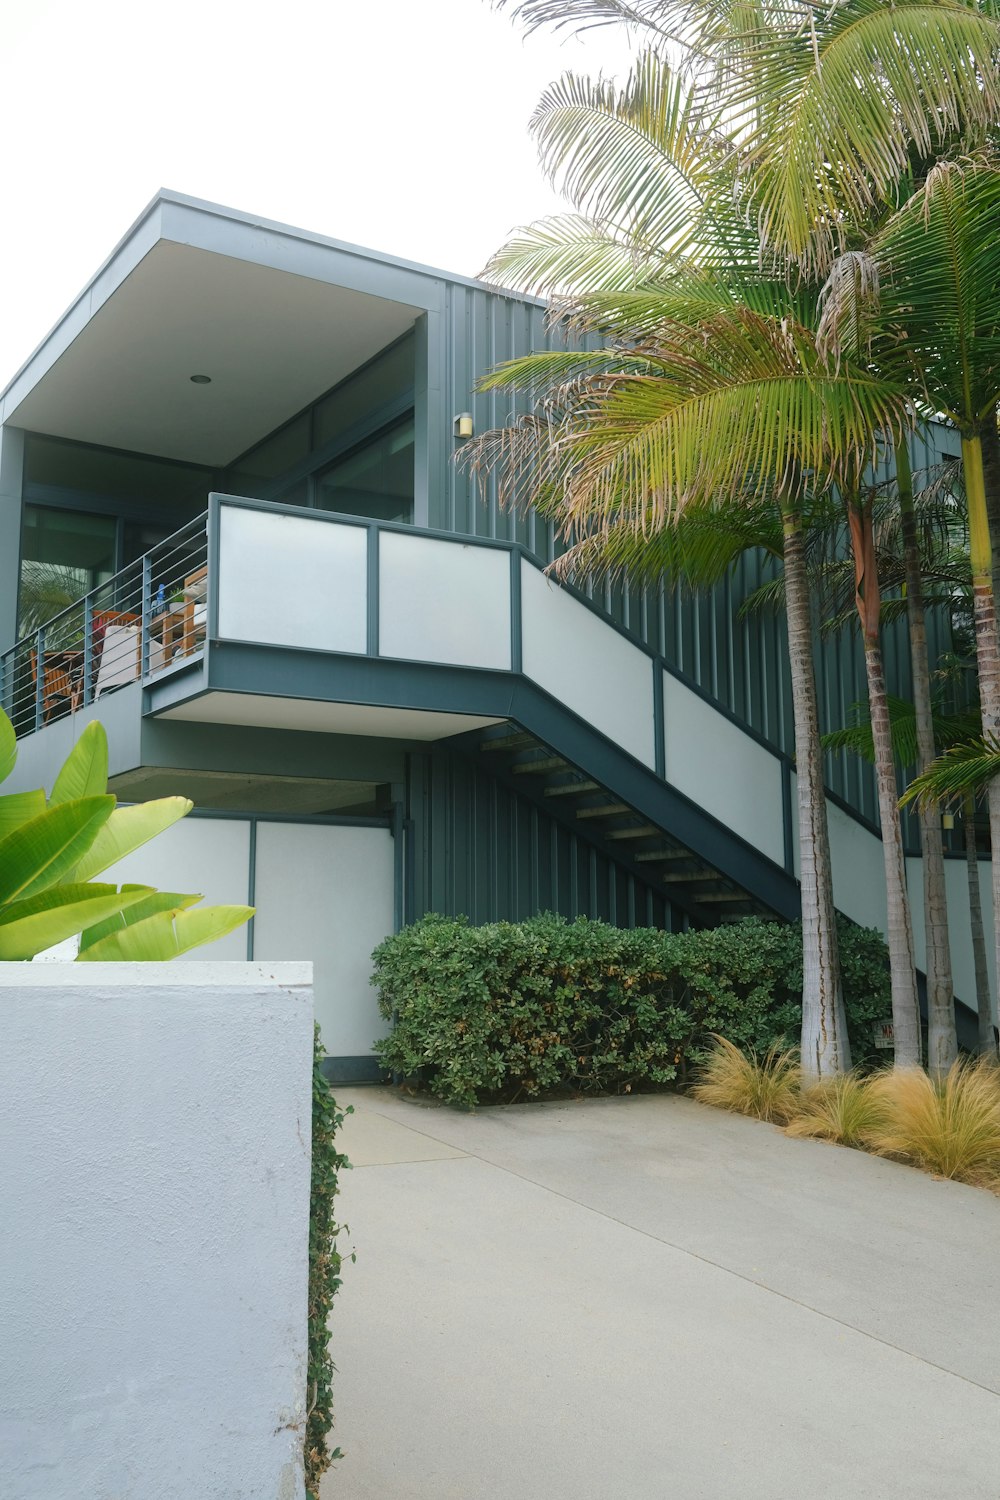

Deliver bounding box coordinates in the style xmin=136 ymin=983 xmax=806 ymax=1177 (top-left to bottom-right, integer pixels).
xmin=5 ymin=240 xmax=419 ymax=465
xmin=158 ymin=692 xmax=503 ymax=740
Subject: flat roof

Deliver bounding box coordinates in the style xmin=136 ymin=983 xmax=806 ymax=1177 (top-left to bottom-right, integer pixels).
xmin=0 ymin=189 xmax=541 ymax=466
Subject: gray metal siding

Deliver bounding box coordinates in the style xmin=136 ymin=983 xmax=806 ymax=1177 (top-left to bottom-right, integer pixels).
xmin=407 ymin=750 xmax=677 ymax=931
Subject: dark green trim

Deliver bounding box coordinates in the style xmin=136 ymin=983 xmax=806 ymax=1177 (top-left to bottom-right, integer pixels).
xmin=320 ymin=1055 xmax=386 ymax=1084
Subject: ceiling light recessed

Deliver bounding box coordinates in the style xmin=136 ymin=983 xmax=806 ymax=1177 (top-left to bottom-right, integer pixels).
xmin=189 ymin=374 xmax=212 ymax=385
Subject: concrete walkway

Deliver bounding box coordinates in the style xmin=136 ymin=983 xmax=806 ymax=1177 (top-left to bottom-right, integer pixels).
xmin=322 ymin=1089 xmax=1000 ymax=1499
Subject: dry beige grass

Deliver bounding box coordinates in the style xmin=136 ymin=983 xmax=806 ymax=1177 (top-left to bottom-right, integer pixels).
xmin=867 ymin=1058 xmax=1000 ymax=1186
xmin=786 ymin=1072 xmax=889 ymax=1149
xmin=691 ymin=1035 xmax=800 ymax=1124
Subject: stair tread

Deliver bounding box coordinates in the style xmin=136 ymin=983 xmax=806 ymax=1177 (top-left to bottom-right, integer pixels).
xmin=576 ymin=803 xmax=631 ymax=819
xmin=512 ymin=756 xmax=568 ymax=774
xmin=544 ymin=780 xmax=600 ymax=797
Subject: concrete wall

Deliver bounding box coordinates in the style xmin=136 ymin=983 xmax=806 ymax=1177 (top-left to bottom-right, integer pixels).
xmin=0 ymin=961 xmax=313 ymax=1500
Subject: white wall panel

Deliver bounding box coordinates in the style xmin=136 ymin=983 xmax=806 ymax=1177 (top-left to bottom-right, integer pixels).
xmin=379 ymin=532 xmax=511 ymax=670
xmin=663 ymin=674 xmax=785 ymax=864
xmin=103 ymin=815 xmax=251 ymax=960
xmin=252 ymin=822 xmax=395 ymax=1058
xmin=218 ymin=505 xmax=367 ymax=654
xmin=825 ymin=799 xmax=889 ymax=936
xmin=520 ymin=562 xmax=656 ymax=768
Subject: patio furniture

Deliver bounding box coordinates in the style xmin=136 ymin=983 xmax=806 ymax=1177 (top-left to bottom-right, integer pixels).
xmin=181 ymin=566 xmax=208 ymax=656
xmin=29 ymin=650 xmax=84 ymax=722
xmin=94 ymin=624 xmax=165 ymax=698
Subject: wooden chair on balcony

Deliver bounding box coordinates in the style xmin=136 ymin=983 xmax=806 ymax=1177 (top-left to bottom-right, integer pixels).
xmin=28 ymin=650 xmax=84 ymax=722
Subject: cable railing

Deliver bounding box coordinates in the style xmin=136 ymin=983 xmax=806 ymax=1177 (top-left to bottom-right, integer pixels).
xmin=1 ymin=513 xmax=208 ymax=738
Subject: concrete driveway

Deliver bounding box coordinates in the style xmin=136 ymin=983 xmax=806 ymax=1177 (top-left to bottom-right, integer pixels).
xmin=322 ymin=1088 xmax=1000 ymax=1499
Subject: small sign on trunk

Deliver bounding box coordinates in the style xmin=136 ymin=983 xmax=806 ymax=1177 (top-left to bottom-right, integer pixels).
xmin=872 ymin=1020 xmax=894 ymax=1050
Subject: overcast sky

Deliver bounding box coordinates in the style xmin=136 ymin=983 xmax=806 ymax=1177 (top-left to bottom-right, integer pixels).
xmin=2 ymin=0 xmax=635 ymax=388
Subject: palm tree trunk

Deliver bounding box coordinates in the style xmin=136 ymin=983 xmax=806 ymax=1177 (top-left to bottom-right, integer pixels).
xmin=963 ymin=796 xmax=996 ymax=1058
xmin=782 ymin=506 xmax=851 ymax=1081
xmin=981 ymin=414 xmax=1000 ymax=627
xmin=896 ymin=438 xmax=956 ymax=1074
xmin=962 ymin=432 xmax=1000 ymax=1041
xmin=846 ymin=493 xmax=922 ymax=1067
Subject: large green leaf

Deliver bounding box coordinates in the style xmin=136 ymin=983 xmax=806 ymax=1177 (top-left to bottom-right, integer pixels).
xmin=0 ymin=797 xmax=115 ymax=905
xmin=0 ymin=789 xmax=48 ymax=843
xmin=0 ymin=882 xmax=153 ymax=961
xmin=78 ymin=903 xmax=253 ymax=961
xmin=79 ymin=886 xmax=202 ymax=952
xmin=0 ymin=708 xmax=16 ymax=786
xmin=49 ymin=722 xmax=109 ymax=805
xmin=70 ymin=797 xmax=193 ymax=882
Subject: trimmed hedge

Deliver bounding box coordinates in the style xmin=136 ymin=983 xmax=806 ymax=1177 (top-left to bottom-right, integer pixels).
xmin=372 ymin=913 xmax=892 ymax=1109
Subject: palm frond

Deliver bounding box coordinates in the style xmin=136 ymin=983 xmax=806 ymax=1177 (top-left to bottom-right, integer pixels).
xmin=901 ymin=736 xmax=1000 ymax=810
xmin=872 ymin=158 xmax=1000 ymax=422
xmin=738 ymin=3 xmax=1000 ymax=268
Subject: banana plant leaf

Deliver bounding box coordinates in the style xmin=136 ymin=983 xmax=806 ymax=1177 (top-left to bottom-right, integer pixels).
xmin=0 ymin=788 xmax=48 ymax=843
xmin=0 ymin=882 xmax=153 ymax=961
xmin=79 ymin=887 xmax=202 ymax=952
xmin=49 ymin=722 xmax=110 ymax=805
xmin=78 ymin=903 xmax=255 ymax=962
xmin=70 ymin=797 xmax=193 ymax=883
xmin=0 ymin=711 xmax=16 ymax=786
xmin=0 ymin=796 xmax=115 ymax=906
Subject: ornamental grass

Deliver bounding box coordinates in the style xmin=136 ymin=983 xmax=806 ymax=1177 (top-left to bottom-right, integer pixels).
xmin=786 ymin=1073 xmax=888 ymax=1150
xmin=866 ymin=1058 xmax=1000 ymax=1187
xmin=691 ymin=1034 xmax=801 ymax=1124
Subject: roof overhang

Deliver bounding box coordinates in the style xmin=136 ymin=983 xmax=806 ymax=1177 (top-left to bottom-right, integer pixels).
xmin=0 ymin=191 xmax=452 ymax=466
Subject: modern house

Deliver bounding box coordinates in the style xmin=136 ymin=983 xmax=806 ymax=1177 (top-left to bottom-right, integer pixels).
xmin=0 ymin=190 xmax=990 ymax=1074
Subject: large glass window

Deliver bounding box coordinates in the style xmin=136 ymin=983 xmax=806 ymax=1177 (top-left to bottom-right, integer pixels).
xmin=18 ymin=506 xmax=116 ymax=635
xmin=314 ymin=418 xmax=414 ymax=523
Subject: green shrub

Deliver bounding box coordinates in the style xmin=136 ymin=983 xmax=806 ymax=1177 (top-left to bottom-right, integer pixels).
xmin=306 ymin=1027 xmax=353 ymax=1498
xmin=371 ymin=914 xmax=892 ymax=1109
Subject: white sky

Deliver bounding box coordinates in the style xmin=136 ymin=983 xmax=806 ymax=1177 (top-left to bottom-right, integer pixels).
xmin=1 ymin=0 xmax=636 ymax=388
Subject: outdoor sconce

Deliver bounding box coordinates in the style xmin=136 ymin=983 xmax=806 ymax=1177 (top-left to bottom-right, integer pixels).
xmin=942 ymin=813 xmax=955 ymax=831
xmin=454 ymin=412 xmax=474 ymax=439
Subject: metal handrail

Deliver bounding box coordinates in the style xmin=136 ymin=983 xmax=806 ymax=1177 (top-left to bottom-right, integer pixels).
xmin=2 ymin=511 xmax=208 ymax=736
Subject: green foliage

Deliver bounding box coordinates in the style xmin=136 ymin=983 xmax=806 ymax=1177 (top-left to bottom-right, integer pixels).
xmin=371 ymin=913 xmax=892 ymax=1109
xmin=306 ymin=1027 xmax=353 ymax=1499
xmin=0 ymin=708 xmax=251 ymax=959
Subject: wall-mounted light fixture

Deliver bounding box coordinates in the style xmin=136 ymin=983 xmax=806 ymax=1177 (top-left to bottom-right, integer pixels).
xmin=190 ymin=374 xmax=212 ymax=385
xmin=454 ymin=412 xmax=474 ymax=439
xmin=942 ymin=812 xmax=955 ymax=831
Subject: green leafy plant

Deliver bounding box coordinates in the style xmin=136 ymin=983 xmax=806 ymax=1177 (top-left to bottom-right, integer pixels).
xmin=306 ymin=1026 xmax=353 ymax=1499
xmin=0 ymin=707 xmax=251 ymax=959
xmin=692 ymin=1035 xmax=801 ymax=1124
xmin=371 ymin=913 xmax=892 ymax=1109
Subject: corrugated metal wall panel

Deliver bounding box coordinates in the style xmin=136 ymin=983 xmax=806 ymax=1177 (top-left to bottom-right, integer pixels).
xmin=407 ymin=750 xmax=678 ymax=932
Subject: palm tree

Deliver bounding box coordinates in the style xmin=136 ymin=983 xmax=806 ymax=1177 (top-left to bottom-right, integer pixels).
xmin=495 ymin=0 xmax=1000 ymax=271
xmin=850 ymin=157 xmax=1000 ymax=1030
xmin=470 ymin=48 xmax=941 ymax=1070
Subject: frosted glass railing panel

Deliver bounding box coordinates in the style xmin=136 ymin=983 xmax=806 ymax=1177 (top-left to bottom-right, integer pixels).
xmin=218 ymin=507 xmax=367 ymax=654
xmin=379 ymin=533 xmax=511 ymax=670
xmin=663 ymin=674 xmax=785 ymax=866
xmin=825 ymin=798 xmax=889 ymax=936
xmin=520 ymin=561 xmax=656 ymax=768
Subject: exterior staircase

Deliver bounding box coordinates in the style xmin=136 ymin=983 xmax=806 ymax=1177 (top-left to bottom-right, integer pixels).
xmin=474 ymin=721 xmax=778 ymax=929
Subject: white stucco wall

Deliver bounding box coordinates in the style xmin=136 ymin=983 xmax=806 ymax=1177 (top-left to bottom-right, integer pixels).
xmin=0 ymin=962 xmax=313 ymax=1500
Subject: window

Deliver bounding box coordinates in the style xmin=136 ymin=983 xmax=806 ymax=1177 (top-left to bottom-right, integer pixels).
xmin=18 ymin=506 xmax=116 ymax=635
xmin=315 ymin=417 xmax=414 ymax=523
